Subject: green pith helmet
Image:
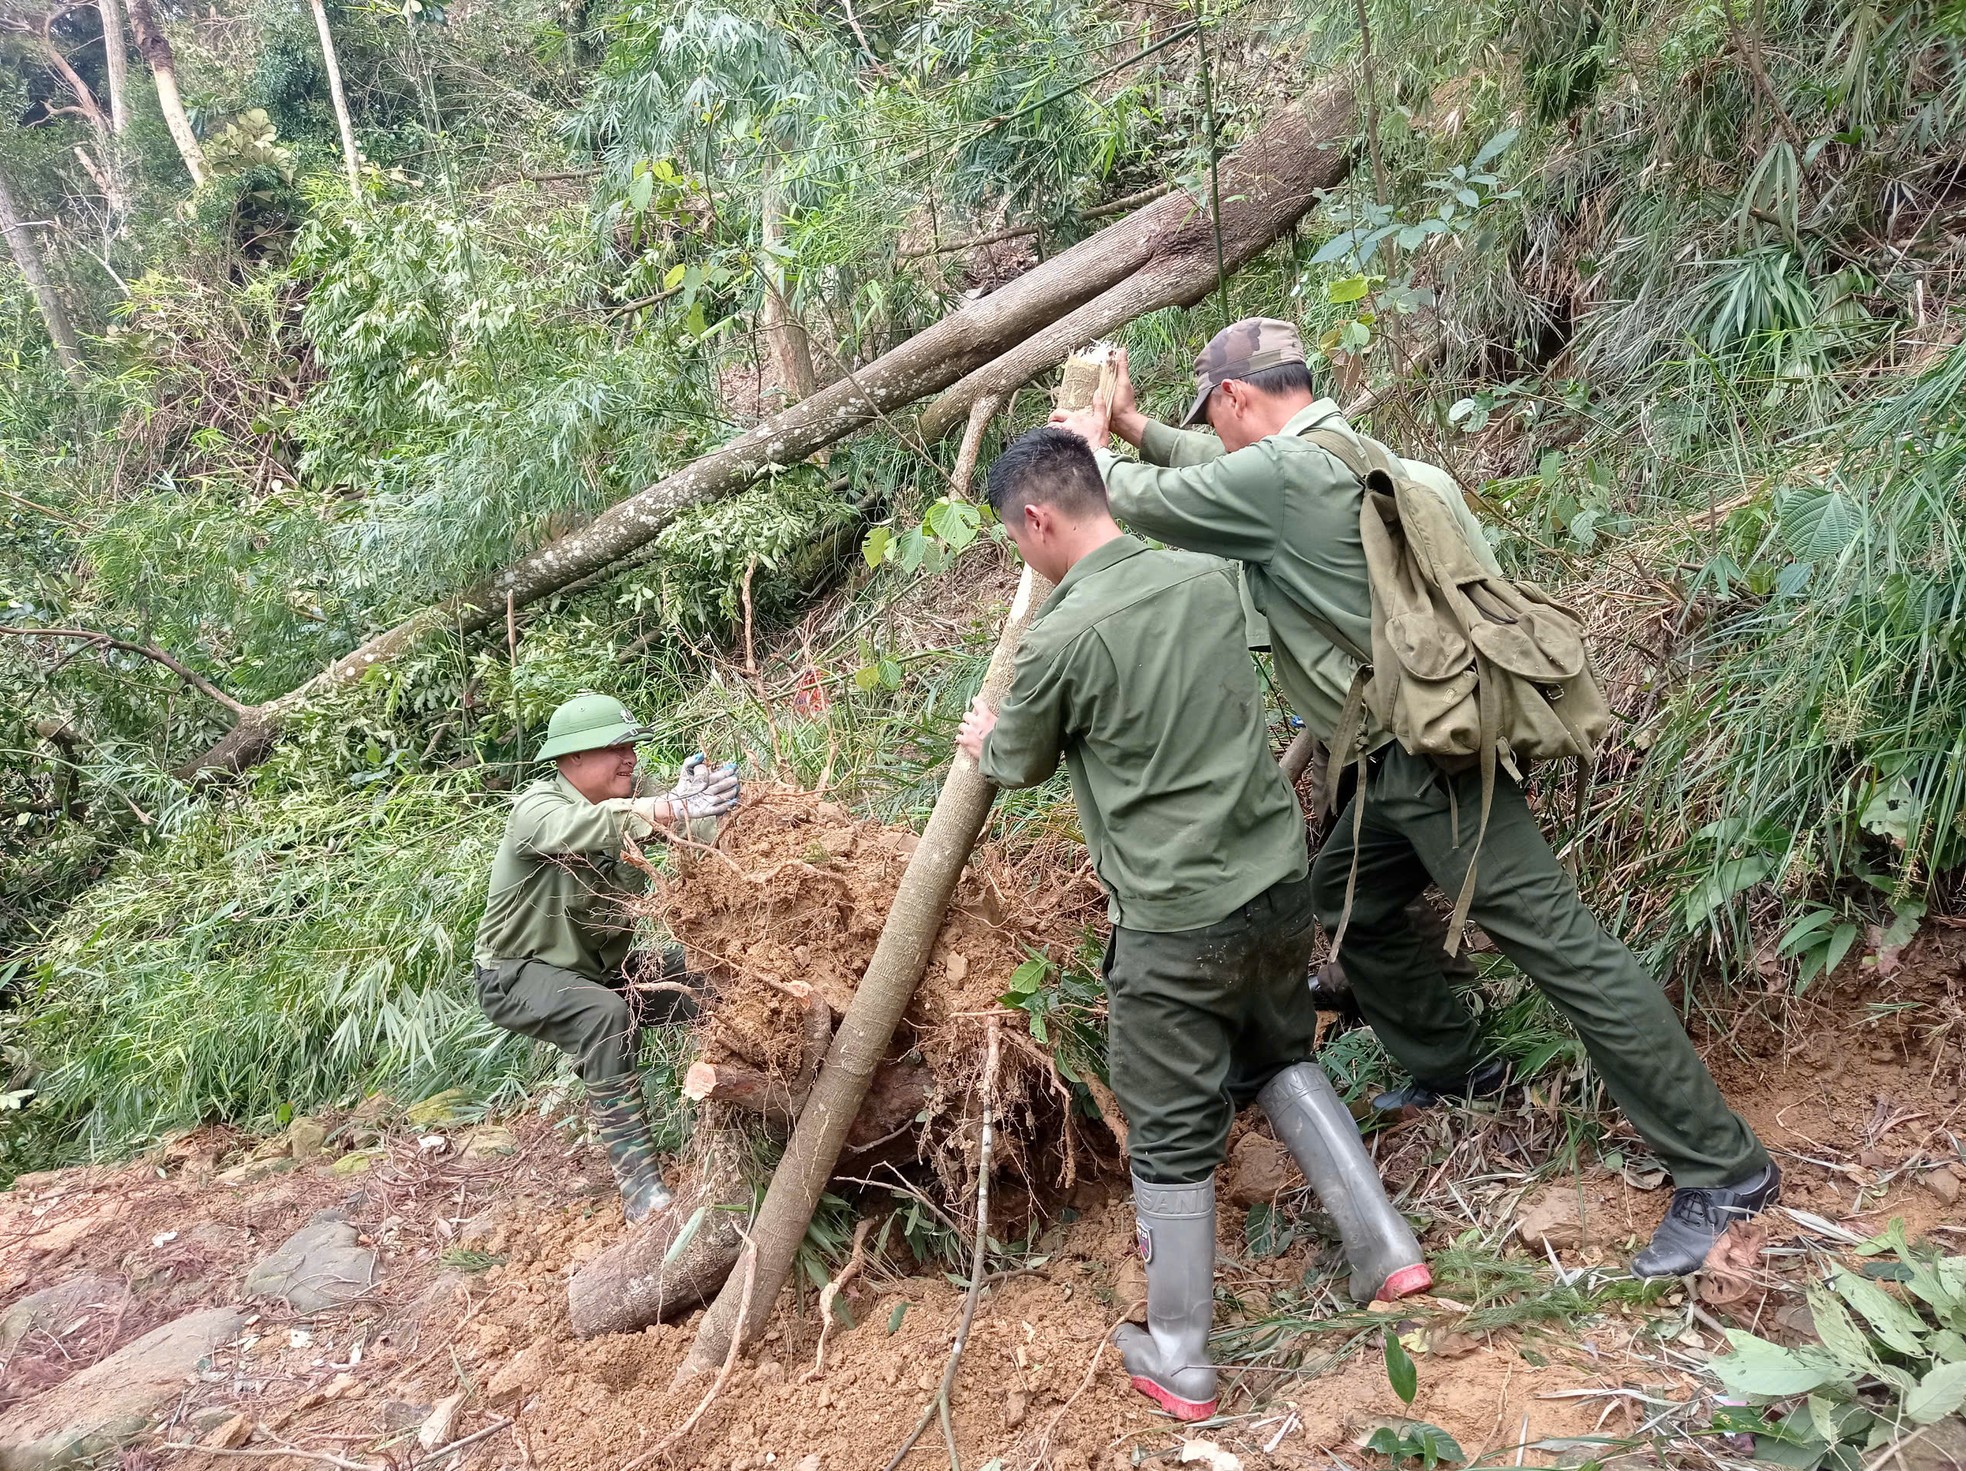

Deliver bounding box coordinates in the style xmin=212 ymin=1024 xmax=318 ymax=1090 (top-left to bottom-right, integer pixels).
xmin=535 ymin=693 xmax=646 ymax=762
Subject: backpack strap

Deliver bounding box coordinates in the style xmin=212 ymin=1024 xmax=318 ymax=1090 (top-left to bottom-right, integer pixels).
xmin=1301 ymin=426 xmax=1404 ymax=486
xmin=1444 ymin=653 xmax=1501 ymax=956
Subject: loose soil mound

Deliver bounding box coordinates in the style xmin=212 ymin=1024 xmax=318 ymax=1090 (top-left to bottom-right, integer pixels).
xmin=646 ymin=787 xmax=1112 ymax=1201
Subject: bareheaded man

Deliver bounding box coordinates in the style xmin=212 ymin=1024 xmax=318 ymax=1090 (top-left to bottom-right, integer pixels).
xmin=473 ymin=693 xmax=740 ymax=1224
xmin=1050 ymin=321 xmax=1778 ymax=1277
xmin=958 ymin=427 xmax=1429 ymax=1422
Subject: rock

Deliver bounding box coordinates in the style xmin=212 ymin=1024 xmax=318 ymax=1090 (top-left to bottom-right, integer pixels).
xmin=1515 ymin=1190 xmax=1584 ymax=1251
xmin=380 ymin=1400 xmax=430 ymax=1431
xmin=405 ymin=1089 xmax=473 ymax=1128
xmin=216 ymin=1156 xmax=294 ymax=1186
xmin=1898 ymin=1414 xmax=1966 ymax=1471
xmin=21 ymin=1202 xmax=125 ymax=1258
xmin=795 ymin=1457 xmax=821 ymax=1471
xmin=460 ymin=1125 xmax=517 ymax=1161
xmin=488 ymin=1344 xmax=555 ymax=1405
xmin=0 ymin=1271 xmax=127 ymax=1352
xmin=1858 ymin=1149 xmax=1891 ymax=1171
xmin=1225 ymin=1134 xmax=1297 ymax=1206
xmin=750 ymin=1358 xmax=784 ymax=1388
xmin=242 ymin=1212 xmax=378 ymax=1312
xmin=418 ymin=1392 xmax=464 ymax=1450
xmin=331 ymin=1149 xmax=380 ymax=1176
xmin=287 ymin=1117 xmax=328 ymax=1162
xmin=203 ymin=1413 xmax=253 ymax=1449
xmin=1177 ymin=1442 xmax=1242 ymax=1471
xmin=1921 ymin=1166 xmax=1962 ymax=1205
xmin=1005 ymin=1387 xmax=1029 ymax=1428
xmin=0 ymin=1306 xmax=244 ymax=1471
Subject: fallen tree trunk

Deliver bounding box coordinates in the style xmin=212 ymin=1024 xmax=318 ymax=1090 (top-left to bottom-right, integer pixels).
xmin=179 ymin=92 xmax=1355 ymax=780
xmin=917 ymin=77 xmax=1355 ymax=442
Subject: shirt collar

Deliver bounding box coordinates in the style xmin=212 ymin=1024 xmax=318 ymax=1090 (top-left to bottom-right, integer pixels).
xmin=1038 ymin=533 xmax=1147 ymax=618
xmin=552 ymin=771 xmax=597 ymax=806
xmin=1279 ymin=398 xmax=1349 ymax=438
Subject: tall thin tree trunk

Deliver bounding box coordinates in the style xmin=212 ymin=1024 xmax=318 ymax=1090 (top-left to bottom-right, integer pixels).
xmin=758 ymin=169 xmax=815 ymax=403
xmin=682 ymin=558 xmax=1048 ymax=1378
xmin=308 ymin=0 xmax=362 ymax=195
xmin=98 ymin=0 xmax=131 ymax=134
xmin=0 ymin=162 xmax=85 ymax=383
xmin=126 ymin=0 xmax=207 ymax=186
xmin=680 ymin=358 xmax=1116 ymax=1375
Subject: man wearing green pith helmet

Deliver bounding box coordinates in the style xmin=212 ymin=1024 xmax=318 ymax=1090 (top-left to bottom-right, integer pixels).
xmin=473 ymin=693 xmax=741 ymax=1225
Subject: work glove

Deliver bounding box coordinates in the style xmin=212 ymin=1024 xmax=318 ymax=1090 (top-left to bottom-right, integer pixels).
xmin=668 ymin=752 xmax=741 ymax=819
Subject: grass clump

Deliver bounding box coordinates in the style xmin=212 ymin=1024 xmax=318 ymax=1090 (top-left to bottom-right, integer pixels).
xmin=2 ymin=776 xmax=544 ymax=1178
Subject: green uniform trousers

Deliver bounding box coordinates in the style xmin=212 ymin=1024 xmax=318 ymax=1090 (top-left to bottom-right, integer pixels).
xmin=475 ymin=947 xmax=694 ymax=1086
xmin=1104 ymin=872 xmax=1321 ymax=1186
xmin=1309 ymin=744 xmax=1768 ymax=1188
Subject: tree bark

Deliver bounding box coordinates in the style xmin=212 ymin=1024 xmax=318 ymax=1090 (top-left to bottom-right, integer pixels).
xmin=126 ymin=0 xmax=207 ymax=186
xmin=308 ymin=0 xmax=362 ymax=196
xmin=98 ymin=0 xmax=130 ymax=134
xmin=0 ymin=162 xmax=85 ymax=382
xmin=680 ymin=560 xmax=1050 ymax=1378
xmin=917 ymin=77 xmax=1356 ymax=442
xmin=758 ymin=169 xmax=816 ymax=403
xmin=6 ymin=6 xmax=128 ymax=213
xmin=177 ymin=93 xmax=1354 ymax=781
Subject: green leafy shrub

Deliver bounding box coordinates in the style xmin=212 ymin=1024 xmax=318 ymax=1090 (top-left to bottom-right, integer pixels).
xmin=4 ymin=777 xmax=543 ymax=1173
xmin=1708 ymin=1222 xmax=1966 ymax=1470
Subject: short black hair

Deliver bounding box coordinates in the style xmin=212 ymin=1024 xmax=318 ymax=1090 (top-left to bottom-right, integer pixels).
xmin=1236 ymin=360 xmax=1317 ymax=399
xmin=985 ymin=425 xmax=1110 ymax=525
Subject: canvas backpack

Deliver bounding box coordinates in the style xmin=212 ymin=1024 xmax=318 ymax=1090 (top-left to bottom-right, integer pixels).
xmin=1302 ymin=428 xmax=1611 ymax=953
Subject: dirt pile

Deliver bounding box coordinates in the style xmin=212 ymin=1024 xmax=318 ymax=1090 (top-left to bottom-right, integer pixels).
xmin=644 ymin=787 xmax=1113 ymax=1202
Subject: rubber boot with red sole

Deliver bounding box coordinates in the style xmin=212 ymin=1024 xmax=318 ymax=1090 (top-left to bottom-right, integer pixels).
xmin=1260 ymin=1062 xmax=1431 ymax=1303
xmin=1114 ymin=1176 xmax=1218 ymax=1422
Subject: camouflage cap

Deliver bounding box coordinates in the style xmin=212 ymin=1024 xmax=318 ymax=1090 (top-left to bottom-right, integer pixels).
xmin=1181 ymin=317 xmax=1308 ymax=427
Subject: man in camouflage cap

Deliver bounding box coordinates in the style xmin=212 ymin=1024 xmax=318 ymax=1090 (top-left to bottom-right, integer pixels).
xmin=1050 ymin=318 xmax=1778 ymax=1279
xmin=472 ymin=693 xmax=741 ymax=1225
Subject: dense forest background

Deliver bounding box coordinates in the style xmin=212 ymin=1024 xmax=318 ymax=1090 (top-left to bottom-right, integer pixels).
xmin=2 ymin=0 xmax=1963 ymax=1183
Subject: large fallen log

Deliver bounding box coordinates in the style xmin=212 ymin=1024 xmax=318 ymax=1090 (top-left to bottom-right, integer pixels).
xmin=178 ymin=91 xmax=1352 ymax=780
xmin=916 ymin=77 xmax=1355 ymax=442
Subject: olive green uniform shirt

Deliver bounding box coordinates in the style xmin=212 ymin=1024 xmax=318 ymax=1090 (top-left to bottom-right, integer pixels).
xmin=977 ymin=534 xmax=1308 ymax=933
xmin=1097 ymin=399 xmax=1502 ymax=748
xmin=472 ymin=774 xmax=663 ymax=979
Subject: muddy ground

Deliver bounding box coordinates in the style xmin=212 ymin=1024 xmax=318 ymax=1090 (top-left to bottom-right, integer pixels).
xmin=4 ymin=813 xmax=1964 ymax=1471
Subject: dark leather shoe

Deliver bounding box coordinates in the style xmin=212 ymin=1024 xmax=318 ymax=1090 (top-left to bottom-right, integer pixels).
xmin=1631 ymin=1162 xmax=1782 ymax=1278
xmin=1371 ymin=1059 xmax=1511 ymax=1112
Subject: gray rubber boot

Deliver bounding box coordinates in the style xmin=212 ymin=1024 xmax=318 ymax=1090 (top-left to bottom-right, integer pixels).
xmin=1114 ymin=1176 xmax=1219 ymax=1422
xmin=587 ymin=1075 xmax=674 ymax=1226
xmin=1259 ymin=1062 xmax=1431 ymax=1303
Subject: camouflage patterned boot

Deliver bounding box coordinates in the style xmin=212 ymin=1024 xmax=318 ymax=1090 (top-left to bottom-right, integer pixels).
xmin=587 ymin=1075 xmax=673 ymax=1225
